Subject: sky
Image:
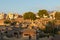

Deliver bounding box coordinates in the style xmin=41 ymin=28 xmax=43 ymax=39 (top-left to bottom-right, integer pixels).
xmin=0 ymin=0 xmax=60 ymax=14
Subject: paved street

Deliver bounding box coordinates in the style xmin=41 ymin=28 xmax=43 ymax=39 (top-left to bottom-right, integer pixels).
xmin=0 ymin=35 xmax=59 ymax=40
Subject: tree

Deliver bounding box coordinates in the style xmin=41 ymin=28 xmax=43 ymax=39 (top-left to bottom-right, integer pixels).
xmin=4 ymin=20 xmax=11 ymax=24
xmin=37 ymin=9 xmax=49 ymax=18
xmin=55 ymin=12 xmax=60 ymax=20
xmin=23 ymin=12 xmax=36 ymax=20
xmin=44 ymin=20 xmax=58 ymax=37
xmin=10 ymin=21 xmax=17 ymax=26
xmin=44 ymin=21 xmax=54 ymax=33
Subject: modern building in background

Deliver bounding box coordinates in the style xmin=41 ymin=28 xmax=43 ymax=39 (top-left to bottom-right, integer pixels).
xmin=14 ymin=13 xmax=19 ymax=19
xmin=0 ymin=12 xmax=5 ymax=19
xmin=6 ymin=12 xmax=14 ymax=20
xmin=49 ymin=11 xmax=56 ymax=19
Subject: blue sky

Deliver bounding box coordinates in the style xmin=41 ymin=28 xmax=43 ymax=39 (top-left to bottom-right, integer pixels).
xmin=0 ymin=0 xmax=60 ymax=14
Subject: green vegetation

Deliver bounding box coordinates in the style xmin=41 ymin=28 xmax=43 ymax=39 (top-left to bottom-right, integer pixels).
xmin=11 ymin=21 xmax=17 ymax=26
xmin=23 ymin=12 xmax=36 ymax=20
xmin=4 ymin=20 xmax=11 ymax=24
xmin=45 ymin=21 xmax=54 ymax=33
xmin=44 ymin=21 xmax=58 ymax=36
xmin=37 ymin=9 xmax=49 ymax=18
xmin=55 ymin=12 xmax=60 ymax=20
